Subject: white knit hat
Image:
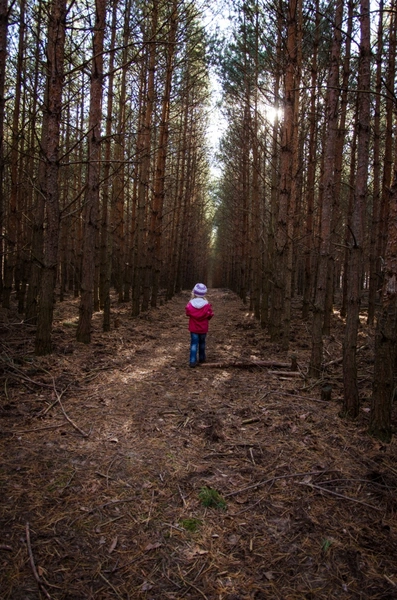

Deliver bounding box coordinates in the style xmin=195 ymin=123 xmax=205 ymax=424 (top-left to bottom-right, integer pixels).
xmin=193 ymin=283 xmax=207 ymax=296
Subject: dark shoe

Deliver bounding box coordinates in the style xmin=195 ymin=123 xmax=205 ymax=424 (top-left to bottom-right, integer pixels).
xmin=189 ymin=363 xmax=196 ymax=368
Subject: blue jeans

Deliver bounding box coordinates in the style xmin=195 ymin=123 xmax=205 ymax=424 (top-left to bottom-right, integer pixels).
xmin=190 ymin=333 xmax=206 ymax=365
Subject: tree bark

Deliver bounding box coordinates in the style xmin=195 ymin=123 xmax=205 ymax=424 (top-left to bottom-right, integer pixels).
xmin=151 ymin=0 xmax=178 ymax=308
xmin=76 ymin=0 xmax=106 ymax=343
xmin=342 ymin=0 xmax=371 ymax=417
xmin=2 ymin=0 xmax=25 ymax=309
xmin=309 ymin=0 xmax=343 ymax=378
xmin=0 ymin=0 xmax=8 ymax=299
xmin=369 ymin=165 xmax=397 ymax=442
xmin=35 ymin=0 xmax=67 ymax=355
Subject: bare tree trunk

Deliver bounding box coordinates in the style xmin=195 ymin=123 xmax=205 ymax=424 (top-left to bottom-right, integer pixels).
xmin=309 ymin=0 xmax=343 ymax=377
xmin=35 ymin=0 xmax=67 ymax=355
xmin=342 ymin=0 xmax=371 ymax=417
xmin=151 ymin=0 xmax=178 ymax=308
xmin=132 ymin=57 xmax=149 ymax=316
xmin=0 ymin=0 xmax=8 ymax=299
xmin=141 ymin=0 xmax=158 ymax=312
xmin=101 ymin=0 xmax=119 ymax=331
xmin=76 ymin=0 xmax=106 ymax=343
xmin=377 ymin=0 xmax=396 ymax=274
xmin=25 ymin=2 xmax=46 ymax=324
xmin=367 ymin=0 xmax=384 ymax=325
xmin=283 ymin=0 xmax=301 ymax=349
xmin=111 ymin=0 xmax=129 ymax=305
xmin=2 ymin=0 xmax=25 ymax=309
xmin=302 ymin=0 xmax=319 ymax=321
xmin=271 ymin=0 xmax=300 ymax=348
xmin=369 ymin=165 xmax=397 ymax=442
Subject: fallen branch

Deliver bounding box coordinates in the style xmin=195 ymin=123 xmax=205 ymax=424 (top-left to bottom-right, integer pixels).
xmin=261 ymin=390 xmax=330 ymax=404
xmin=48 ymin=377 xmax=89 ymax=438
xmin=323 ymin=344 xmax=367 ymax=368
xmin=298 ymin=482 xmax=381 ymax=511
xmin=268 ymin=370 xmax=301 ymax=377
xmin=25 ymin=523 xmax=52 ymax=600
xmin=0 ymin=544 xmax=12 ymax=551
xmin=225 ymin=470 xmax=327 ymax=498
xmin=98 ymin=572 xmax=124 ymax=599
xmin=56 ymin=395 xmax=90 ymax=437
xmin=3 ymin=424 xmax=66 ymax=435
xmin=201 ymin=359 xmax=296 ymax=370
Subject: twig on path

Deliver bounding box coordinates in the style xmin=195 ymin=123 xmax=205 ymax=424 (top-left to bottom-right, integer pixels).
xmin=3 ymin=424 xmax=67 ymax=435
xmin=177 ymin=565 xmax=209 ymax=600
xmin=200 ymin=359 xmax=293 ymax=370
xmin=298 ymin=482 xmax=381 ymax=511
xmin=323 ymin=344 xmax=367 ymax=368
xmin=56 ymin=394 xmax=90 ymax=437
xmin=98 ymin=571 xmax=124 ymax=600
xmin=46 ymin=376 xmax=90 ymax=438
xmin=224 ymin=470 xmax=327 ymax=498
xmin=0 ymin=544 xmax=13 ymax=551
xmin=2 ymin=362 xmax=53 ymax=390
xmin=261 ymin=390 xmax=331 ymax=404
xmin=25 ymin=522 xmax=52 ymax=600
xmin=268 ymin=370 xmax=301 ymax=377
xmin=37 ymin=376 xmax=71 ymax=416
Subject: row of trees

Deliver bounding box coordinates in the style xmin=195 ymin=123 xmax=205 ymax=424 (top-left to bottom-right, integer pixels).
xmin=0 ymin=0 xmax=214 ymax=353
xmin=212 ymin=0 xmax=397 ymax=440
xmin=1 ymin=0 xmax=395 ymax=440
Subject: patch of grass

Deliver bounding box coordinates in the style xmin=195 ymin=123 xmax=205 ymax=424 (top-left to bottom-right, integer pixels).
xmin=62 ymin=320 xmax=78 ymax=328
xmin=180 ymin=518 xmax=202 ymax=532
xmin=198 ymin=486 xmax=227 ymax=510
xmin=322 ymin=538 xmax=333 ymax=553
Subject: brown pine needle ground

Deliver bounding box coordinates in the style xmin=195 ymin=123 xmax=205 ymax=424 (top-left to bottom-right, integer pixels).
xmin=1 ymin=289 xmax=396 ymax=599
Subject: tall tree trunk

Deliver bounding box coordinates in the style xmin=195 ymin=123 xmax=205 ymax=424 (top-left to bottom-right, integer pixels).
xmin=271 ymin=0 xmax=300 ymax=348
xmin=151 ymin=0 xmax=178 ymax=308
xmin=141 ymin=0 xmax=158 ymax=312
xmin=369 ymin=163 xmax=397 ymax=442
xmin=132 ymin=1 xmax=157 ymax=315
xmin=367 ymin=0 xmax=384 ymax=325
xmin=132 ymin=56 xmax=149 ymax=316
xmin=342 ymin=0 xmax=371 ymax=417
xmin=111 ymin=0 xmax=129 ymax=305
xmin=283 ymin=0 xmax=301 ymax=348
xmin=35 ymin=0 xmax=67 ymax=355
xmin=302 ymin=0 xmax=319 ymax=321
xmin=309 ymin=0 xmax=343 ymax=377
xmin=0 ymin=0 xmax=8 ymax=299
xmin=101 ymin=0 xmax=118 ymax=331
xmin=2 ymin=0 xmax=25 ymax=309
xmin=76 ymin=0 xmax=106 ymax=343
xmin=25 ymin=0 xmax=46 ymax=324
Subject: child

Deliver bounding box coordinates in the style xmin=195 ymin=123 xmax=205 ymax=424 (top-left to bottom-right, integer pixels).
xmin=185 ymin=283 xmax=214 ymax=367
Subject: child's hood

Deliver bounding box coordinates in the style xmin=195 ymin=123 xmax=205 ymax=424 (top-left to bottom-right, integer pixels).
xmin=190 ymin=298 xmax=209 ymax=309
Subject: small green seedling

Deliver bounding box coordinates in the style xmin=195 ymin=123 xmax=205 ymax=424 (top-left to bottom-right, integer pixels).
xmin=322 ymin=538 xmax=333 ymax=553
xmin=180 ymin=518 xmax=202 ymax=532
xmin=198 ymin=486 xmax=227 ymax=510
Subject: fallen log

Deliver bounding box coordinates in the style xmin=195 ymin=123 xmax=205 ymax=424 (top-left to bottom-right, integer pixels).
xmin=200 ymin=359 xmax=297 ymax=370
xmin=268 ymin=370 xmax=302 ymax=377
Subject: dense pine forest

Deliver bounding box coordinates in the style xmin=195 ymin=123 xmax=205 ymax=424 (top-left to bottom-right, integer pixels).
xmin=1 ymin=0 xmax=395 ymax=436
xmin=1 ymin=1 xmax=397 ymax=597
xmin=1 ymin=0 xmax=397 ymax=433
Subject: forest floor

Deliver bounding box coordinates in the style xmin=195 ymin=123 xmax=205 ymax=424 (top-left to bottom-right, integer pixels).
xmin=0 ymin=288 xmax=397 ymax=600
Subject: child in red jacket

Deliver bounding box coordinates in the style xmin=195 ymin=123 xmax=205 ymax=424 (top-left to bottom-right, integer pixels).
xmin=185 ymin=283 xmax=214 ymax=367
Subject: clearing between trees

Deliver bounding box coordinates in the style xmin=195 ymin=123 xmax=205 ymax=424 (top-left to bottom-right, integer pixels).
xmin=1 ymin=289 xmax=396 ymax=599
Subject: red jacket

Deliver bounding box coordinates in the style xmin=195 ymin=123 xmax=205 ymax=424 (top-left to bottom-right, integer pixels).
xmin=186 ymin=298 xmax=214 ymax=333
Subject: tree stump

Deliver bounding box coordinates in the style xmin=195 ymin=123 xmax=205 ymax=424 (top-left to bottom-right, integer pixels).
xmin=321 ymin=384 xmax=332 ymax=402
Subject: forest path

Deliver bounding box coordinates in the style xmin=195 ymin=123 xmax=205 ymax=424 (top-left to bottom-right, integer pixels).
xmin=1 ymin=288 xmax=397 ymax=599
